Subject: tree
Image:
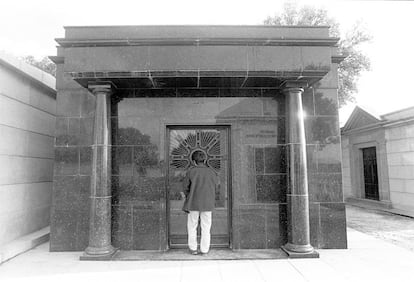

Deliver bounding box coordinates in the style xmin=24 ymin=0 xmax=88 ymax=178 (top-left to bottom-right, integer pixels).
xmin=264 ymin=2 xmax=372 ymax=107
xmin=21 ymin=55 xmax=56 ymax=77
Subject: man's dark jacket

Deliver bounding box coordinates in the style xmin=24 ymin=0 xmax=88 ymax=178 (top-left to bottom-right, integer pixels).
xmin=182 ymin=164 xmax=217 ymax=212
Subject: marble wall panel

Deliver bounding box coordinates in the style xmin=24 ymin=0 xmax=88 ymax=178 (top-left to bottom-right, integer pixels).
xmin=319 ymin=203 xmax=347 ymax=249
xmin=56 ymin=91 xmax=82 ymax=117
xmin=316 ymin=143 xmax=342 ymax=173
xmin=237 ymin=207 xmax=266 ymax=249
xmin=300 ymin=47 xmax=331 ymax=70
xmin=302 ymin=88 xmax=315 ymax=116
xmin=249 ymin=46 xmax=303 ymax=71
xmin=79 ymin=118 xmax=94 ymax=145
xmin=52 ymin=85 xmax=345 ymax=250
xmin=238 ymin=119 xmax=286 ymax=145
xmin=55 ymin=118 xmax=79 ymax=146
xmin=265 ymin=205 xmax=288 ymax=248
xmin=264 ymin=146 xmax=287 ymax=174
xmin=55 ymin=65 xmax=80 ymax=90
xmin=63 ymin=44 xmax=329 ymax=73
xmin=79 ymin=146 xmax=92 ymax=175
xmin=112 ymin=147 xmax=134 ymax=176
xmin=306 ymin=145 xmax=318 ymax=173
xmin=314 ymin=89 xmax=339 ymax=116
xmin=308 ymin=173 xmax=343 ymax=202
xmin=309 ymin=203 xmax=321 ymax=248
xmin=256 ymin=175 xmax=287 ymax=203
xmin=318 ymin=64 xmax=338 ymax=89
xmin=132 ymin=208 xmax=161 ymax=250
xmin=112 ymin=205 xmax=133 ymax=250
xmin=305 ymin=116 xmax=340 ymax=145
xmin=50 ymin=209 xmax=77 ymax=250
xmin=54 ymin=147 xmax=79 ymax=175
xmin=81 ymin=92 xmax=95 ymax=117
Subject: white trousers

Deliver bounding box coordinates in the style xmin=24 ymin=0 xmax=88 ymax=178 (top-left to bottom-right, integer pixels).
xmin=187 ymin=211 xmax=212 ymax=253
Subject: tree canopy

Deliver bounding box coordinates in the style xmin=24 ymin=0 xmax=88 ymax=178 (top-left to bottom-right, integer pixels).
xmin=21 ymin=55 xmax=56 ymax=77
xmin=264 ymin=2 xmax=372 ymax=107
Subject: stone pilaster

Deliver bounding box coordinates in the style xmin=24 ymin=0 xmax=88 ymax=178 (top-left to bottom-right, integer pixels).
xmin=282 ymin=84 xmax=318 ymax=258
xmin=81 ymin=82 xmax=116 ymax=259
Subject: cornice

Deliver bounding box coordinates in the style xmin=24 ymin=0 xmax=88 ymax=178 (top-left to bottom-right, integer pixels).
xmin=55 ymin=37 xmax=339 ymax=48
xmin=49 ymin=56 xmax=64 ymax=64
xmin=382 ymin=117 xmax=414 ymax=129
xmin=65 ymin=69 xmax=328 ymax=90
xmin=331 ymin=55 xmax=346 ymax=64
xmin=66 ymin=69 xmax=329 ymax=79
xmin=342 ymin=117 xmax=414 ymax=136
xmin=64 ymin=24 xmax=332 ymax=29
xmin=341 ymin=122 xmax=386 ymax=136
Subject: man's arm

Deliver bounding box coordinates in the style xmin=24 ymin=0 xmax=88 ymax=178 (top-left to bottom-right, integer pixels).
xmin=182 ymin=171 xmax=191 ymax=198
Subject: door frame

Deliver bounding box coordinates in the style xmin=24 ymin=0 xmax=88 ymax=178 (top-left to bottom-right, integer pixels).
xmin=361 ymin=146 xmax=380 ymax=200
xmin=165 ymin=124 xmax=233 ymax=249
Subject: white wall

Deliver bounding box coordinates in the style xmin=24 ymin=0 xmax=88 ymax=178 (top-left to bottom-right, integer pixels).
xmin=0 ymin=64 xmax=55 ymax=246
xmin=340 ymin=136 xmax=352 ymax=198
xmin=385 ymin=123 xmax=414 ymax=212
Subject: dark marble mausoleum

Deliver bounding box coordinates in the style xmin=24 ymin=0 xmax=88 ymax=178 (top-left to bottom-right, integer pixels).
xmin=50 ymin=25 xmax=347 ymax=259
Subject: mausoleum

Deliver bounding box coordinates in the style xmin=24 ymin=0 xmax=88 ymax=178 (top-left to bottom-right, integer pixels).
xmin=50 ymin=25 xmax=347 ymax=259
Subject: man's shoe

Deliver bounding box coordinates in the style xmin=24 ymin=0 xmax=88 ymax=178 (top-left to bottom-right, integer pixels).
xmin=200 ymin=251 xmax=209 ymax=255
xmin=189 ymin=249 xmax=198 ymax=255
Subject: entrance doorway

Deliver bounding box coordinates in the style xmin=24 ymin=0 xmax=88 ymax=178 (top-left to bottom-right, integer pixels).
xmin=166 ymin=126 xmax=231 ymax=249
xmin=362 ymin=147 xmax=379 ymax=200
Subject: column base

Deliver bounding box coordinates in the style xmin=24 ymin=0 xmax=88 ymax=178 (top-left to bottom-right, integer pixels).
xmin=80 ymin=245 xmax=117 ymax=261
xmin=281 ymin=244 xmax=319 ymax=259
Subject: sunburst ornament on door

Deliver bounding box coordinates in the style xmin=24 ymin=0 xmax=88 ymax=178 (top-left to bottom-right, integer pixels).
xmin=169 ymin=129 xmax=223 ymax=172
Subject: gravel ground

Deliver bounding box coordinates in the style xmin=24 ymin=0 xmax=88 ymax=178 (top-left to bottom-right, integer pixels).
xmin=346 ymin=204 xmax=414 ymax=252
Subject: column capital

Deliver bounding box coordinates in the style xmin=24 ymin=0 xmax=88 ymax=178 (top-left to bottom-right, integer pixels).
xmin=88 ymin=81 xmax=116 ymax=95
xmin=281 ymin=81 xmax=308 ymax=94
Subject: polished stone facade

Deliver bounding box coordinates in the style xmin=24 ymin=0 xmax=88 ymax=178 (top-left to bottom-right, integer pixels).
xmin=50 ymin=26 xmax=347 ymax=255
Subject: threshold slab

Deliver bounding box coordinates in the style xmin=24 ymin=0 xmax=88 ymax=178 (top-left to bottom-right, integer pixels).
xmin=110 ymin=248 xmax=288 ymax=261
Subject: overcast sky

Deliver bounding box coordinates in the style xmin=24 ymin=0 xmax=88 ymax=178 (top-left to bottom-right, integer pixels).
xmin=1 ymin=0 xmax=413 ymax=124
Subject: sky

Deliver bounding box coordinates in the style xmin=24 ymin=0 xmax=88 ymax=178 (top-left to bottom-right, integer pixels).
xmin=1 ymin=0 xmax=413 ymax=125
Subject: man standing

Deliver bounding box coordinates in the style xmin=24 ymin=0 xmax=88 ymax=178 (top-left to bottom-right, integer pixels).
xmin=182 ymin=150 xmax=217 ymax=255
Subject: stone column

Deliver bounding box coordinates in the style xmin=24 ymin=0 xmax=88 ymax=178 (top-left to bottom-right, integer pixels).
xmin=82 ymin=83 xmax=116 ymax=259
xmin=282 ymin=84 xmax=316 ymax=257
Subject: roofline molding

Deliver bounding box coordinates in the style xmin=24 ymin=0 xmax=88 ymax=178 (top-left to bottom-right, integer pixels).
xmin=55 ymin=37 xmax=340 ymax=48
xmin=342 ymin=117 xmax=414 ymax=135
xmin=331 ymin=55 xmax=347 ymax=64
xmin=63 ymin=24 xmax=332 ymax=29
xmin=342 ymin=106 xmax=381 ymax=132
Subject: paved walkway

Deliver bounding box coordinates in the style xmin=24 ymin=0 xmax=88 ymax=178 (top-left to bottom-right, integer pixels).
xmin=0 ymin=227 xmax=413 ymax=282
xmin=346 ymin=204 xmax=414 ymax=252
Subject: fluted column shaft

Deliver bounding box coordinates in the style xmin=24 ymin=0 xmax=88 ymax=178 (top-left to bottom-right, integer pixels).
xmin=283 ymin=87 xmax=314 ymax=254
xmin=84 ymin=83 xmax=115 ymax=257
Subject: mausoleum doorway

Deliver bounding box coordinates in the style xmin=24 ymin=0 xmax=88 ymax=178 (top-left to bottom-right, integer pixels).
xmin=167 ymin=126 xmax=231 ymax=249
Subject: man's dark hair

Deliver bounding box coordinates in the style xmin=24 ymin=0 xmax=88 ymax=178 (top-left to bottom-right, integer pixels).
xmin=192 ymin=150 xmax=206 ymax=164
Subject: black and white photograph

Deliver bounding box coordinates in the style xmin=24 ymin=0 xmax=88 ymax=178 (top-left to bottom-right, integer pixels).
xmin=0 ymin=0 xmax=413 ymax=281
